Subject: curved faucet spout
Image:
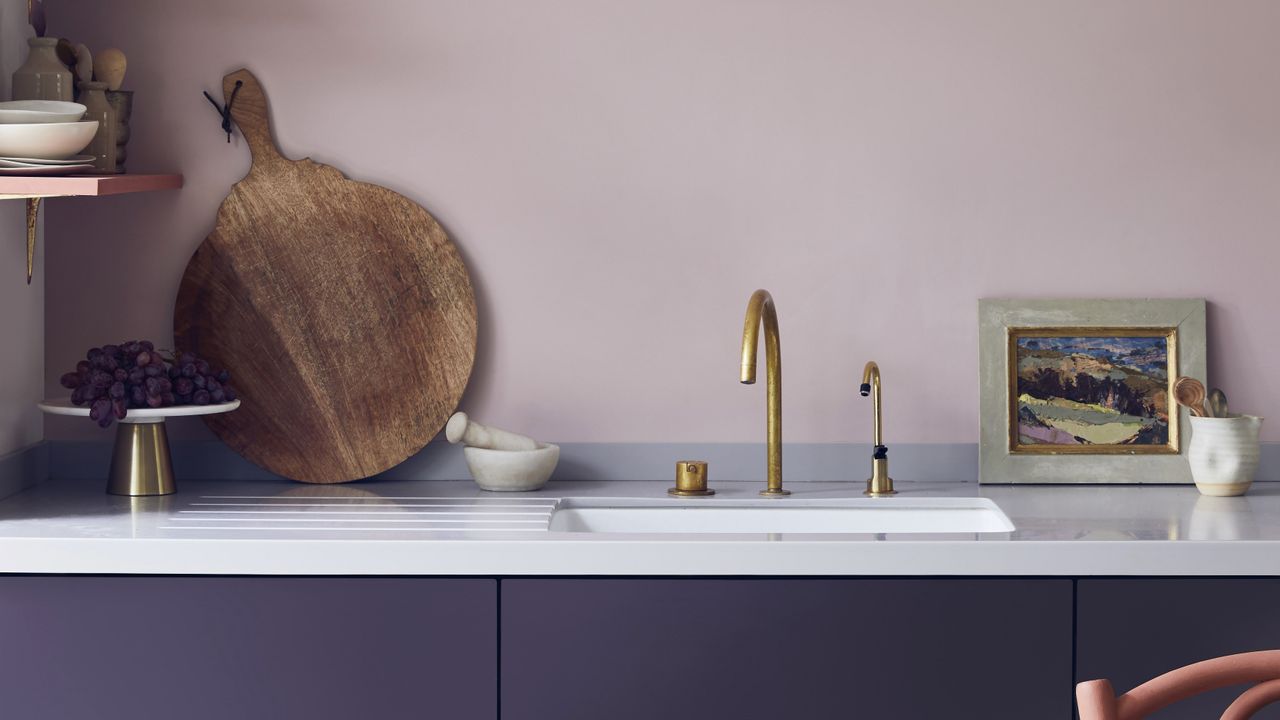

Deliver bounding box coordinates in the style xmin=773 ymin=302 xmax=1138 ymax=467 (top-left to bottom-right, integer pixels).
xmin=741 ymin=289 xmax=786 ymax=496
xmin=859 ymin=360 xmax=895 ymax=496
xmin=740 ymin=290 xmax=779 ymax=384
xmin=860 ymin=361 xmax=882 ymax=448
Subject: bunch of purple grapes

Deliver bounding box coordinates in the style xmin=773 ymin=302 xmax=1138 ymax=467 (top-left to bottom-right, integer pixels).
xmin=59 ymin=341 xmax=238 ymax=428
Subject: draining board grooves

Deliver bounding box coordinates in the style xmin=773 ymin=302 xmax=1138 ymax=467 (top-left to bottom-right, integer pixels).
xmin=164 ymin=494 xmax=557 ymax=533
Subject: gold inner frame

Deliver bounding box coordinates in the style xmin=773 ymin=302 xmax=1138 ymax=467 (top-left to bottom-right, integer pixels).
xmin=1007 ymin=326 xmax=1179 ymax=455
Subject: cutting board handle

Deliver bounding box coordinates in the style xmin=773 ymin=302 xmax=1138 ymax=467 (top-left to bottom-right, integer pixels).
xmin=224 ymin=68 xmax=285 ymax=168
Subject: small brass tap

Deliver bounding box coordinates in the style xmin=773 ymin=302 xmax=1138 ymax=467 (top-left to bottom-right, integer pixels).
xmin=741 ymin=289 xmax=787 ymax=496
xmin=859 ymin=361 xmax=895 ymax=496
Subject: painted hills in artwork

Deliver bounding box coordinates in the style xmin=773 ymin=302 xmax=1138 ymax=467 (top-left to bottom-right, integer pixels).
xmin=1015 ymin=335 xmax=1169 ymax=447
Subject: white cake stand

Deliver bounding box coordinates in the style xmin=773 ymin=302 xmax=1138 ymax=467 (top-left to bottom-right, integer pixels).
xmin=39 ymin=399 xmax=240 ymax=496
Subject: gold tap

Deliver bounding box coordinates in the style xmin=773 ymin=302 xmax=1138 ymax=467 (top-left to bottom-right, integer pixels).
xmin=741 ymin=289 xmax=788 ymax=496
xmin=859 ymin=361 xmax=896 ymax=496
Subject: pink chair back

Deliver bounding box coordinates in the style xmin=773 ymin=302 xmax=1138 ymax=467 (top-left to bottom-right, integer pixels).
xmin=1077 ymin=650 xmax=1280 ymax=720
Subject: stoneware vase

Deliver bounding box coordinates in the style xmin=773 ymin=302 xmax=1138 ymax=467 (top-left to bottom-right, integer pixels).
xmin=105 ymin=90 xmax=132 ymax=173
xmin=1187 ymin=415 xmax=1264 ymax=496
xmin=78 ymin=81 xmax=117 ymax=173
xmin=11 ymin=37 xmax=73 ymax=102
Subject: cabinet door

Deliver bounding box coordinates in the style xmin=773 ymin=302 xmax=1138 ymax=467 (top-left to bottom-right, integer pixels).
xmin=1078 ymin=579 xmax=1280 ymax=719
xmin=502 ymin=579 xmax=1072 ymax=719
xmin=0 ymin=577 xmax=496 ymax=720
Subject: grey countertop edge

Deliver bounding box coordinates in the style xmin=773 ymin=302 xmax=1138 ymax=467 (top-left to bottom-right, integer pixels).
xmin=0 ymin=478 xmax=1278 ymax=576
xmin=0 ymin=536 xmax=1278 ymax=577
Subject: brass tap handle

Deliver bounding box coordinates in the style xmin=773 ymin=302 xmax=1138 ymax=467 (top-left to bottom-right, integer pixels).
xmin=669 ymin=461 xmax=714 ymax=497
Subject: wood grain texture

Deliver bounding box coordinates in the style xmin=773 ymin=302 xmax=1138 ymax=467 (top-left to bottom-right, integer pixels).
xmin=174 ymin=69 xmax=476 ymax=483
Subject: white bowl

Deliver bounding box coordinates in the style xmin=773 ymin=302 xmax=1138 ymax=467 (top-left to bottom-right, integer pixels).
xmin=463 ymin=443 xmax=560 ymax=492
xmin=0 ymin=101 xmax=86 ymax=124
xmin=0 ymin=120 xmax=98 ymax=160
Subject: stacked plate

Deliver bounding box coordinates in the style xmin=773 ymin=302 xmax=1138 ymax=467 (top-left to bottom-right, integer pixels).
xmin=0 ymin=153 xmax=95 ymax=175
xmin=0 ymin=101 xmax=97 ymax=175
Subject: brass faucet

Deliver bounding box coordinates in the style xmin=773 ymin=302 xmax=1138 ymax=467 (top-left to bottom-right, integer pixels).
xmin=859 ymin=361 xmax=896 ymax=496
xmin=740 ymin=289 xmax=788 ymax=496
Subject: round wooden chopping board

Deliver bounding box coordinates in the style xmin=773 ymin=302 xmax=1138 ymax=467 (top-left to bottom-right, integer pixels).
xmin=174 ymin=69 xmax=476 ymax=483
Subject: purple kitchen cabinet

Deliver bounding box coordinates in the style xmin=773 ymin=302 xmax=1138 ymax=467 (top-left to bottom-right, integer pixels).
xmin=501 ymin=579 xmax=1073 ymax=719
xmin=0 ymin=577 xmax=496 ymax=720
xmin=1077 ymin=579 xmax=1280 ymax=719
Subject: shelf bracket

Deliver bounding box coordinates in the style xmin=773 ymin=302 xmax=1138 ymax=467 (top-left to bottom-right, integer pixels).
xmin=0 ymin=194 xmax=53 ymax=284
xmin=25 ymin=197 xmax=39 ymax=284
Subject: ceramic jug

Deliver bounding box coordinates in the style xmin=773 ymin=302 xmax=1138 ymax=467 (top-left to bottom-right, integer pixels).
xmin=1187 ymin=415 xmax=1264 ymax=496
xmin=11 ymin=37 xmax=73 ymax=102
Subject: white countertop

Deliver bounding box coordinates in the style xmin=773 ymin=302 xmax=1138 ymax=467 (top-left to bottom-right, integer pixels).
xmin=0 ymin=478 xmax=1278 ymax=576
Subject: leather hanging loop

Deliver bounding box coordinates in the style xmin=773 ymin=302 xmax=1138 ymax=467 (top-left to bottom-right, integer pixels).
xmin=202 ymin=79 xmax=243 ymax=142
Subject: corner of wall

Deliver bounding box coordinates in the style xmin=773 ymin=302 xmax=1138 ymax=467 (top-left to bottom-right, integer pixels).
xmin=0 ymin=441 xmax=47 ymax=500
xmin=0 ymin=1 xmax=47 ymax=466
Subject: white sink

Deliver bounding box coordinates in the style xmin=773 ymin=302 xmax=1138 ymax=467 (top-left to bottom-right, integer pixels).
xmin=548 ymin=497 xmax=1014 ymax=535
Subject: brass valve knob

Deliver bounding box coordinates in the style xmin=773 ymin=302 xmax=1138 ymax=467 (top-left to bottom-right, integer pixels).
xmin=669 ymin=460 xmax=714 ymax=497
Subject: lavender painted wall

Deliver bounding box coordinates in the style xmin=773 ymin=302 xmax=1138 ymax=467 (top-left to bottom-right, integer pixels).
xmin=41 ymin=1 xmax=1280 ymax=446
xmin=0 ymin=0 xmax=44 ymax=456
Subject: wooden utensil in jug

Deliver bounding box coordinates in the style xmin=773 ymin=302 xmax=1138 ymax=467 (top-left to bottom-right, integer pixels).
xmin=1174 ymin=377 xmax=1208 ymax=418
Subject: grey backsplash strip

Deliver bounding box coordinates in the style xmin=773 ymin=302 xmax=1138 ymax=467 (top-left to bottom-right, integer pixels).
xmin=0 ymin=442 xmax=48 ymax=500
xmin=45 ymin=440 xmax=1279 ymax=484
xmin=48 ymin=441 xmax=976 ymax=483
xmin=1265 ymin=443 xmax=1280 ymax=480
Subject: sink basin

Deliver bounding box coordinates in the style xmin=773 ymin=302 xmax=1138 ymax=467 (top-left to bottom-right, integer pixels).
xmin=548 ymin=497 xmax=1014 ymax=535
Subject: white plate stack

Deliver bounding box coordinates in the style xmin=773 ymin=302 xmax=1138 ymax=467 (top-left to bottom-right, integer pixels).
xmin=0 ymin=101 xmax=97 ymax=175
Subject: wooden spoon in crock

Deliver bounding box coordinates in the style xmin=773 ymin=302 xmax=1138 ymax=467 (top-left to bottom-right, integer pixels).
xmin=1174 ymin=377 xmax=1208 ymax=418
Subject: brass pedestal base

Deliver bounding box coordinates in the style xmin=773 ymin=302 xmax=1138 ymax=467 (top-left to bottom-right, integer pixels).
xmin=759 ymin=487 xmax=791 ymax=497
xmin=863 ymin=487 xmax=898 ymax=497
xmin=864 ymin=457 xmax=896 ymax=497
xmin=107 ymin=421 xmax=176 ymax=496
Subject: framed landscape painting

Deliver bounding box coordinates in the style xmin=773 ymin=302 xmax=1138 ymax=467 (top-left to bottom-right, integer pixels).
xmin=979 ymin=299 xmax=1206 ymax=485
xmin=1009 ymin=328 xmax=1177 ymax=454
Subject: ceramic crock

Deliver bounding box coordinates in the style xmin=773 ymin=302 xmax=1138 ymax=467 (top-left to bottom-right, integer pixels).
xmin=11 ymin=37 xmax=73 ymax=102
xmin=1187 ymin=415 xmax=1264 ymax=496
xmin=79 ymin=81 xmax=117 ymax=173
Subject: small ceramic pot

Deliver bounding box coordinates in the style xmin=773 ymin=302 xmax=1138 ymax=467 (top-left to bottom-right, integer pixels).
xmin=1187 ymin=415 xmax=1264 ymax=496
xmin=463 ymin=443 xmax=559 ymax=492
xmin=79 ymin=81 xmax=117 ymax=173
xmin=105 ymin=90 xmax=132 ymax=173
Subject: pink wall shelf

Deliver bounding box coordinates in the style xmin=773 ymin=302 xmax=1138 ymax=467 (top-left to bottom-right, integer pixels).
xmin=0 ymin=173 xmax=182 ymax=199
xmin=0 ymin=173 xmax=183 ymax=284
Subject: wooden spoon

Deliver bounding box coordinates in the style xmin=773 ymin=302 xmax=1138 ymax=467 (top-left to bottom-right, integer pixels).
xmin=1208 ymin=388 xmax=1229 ymax=419
xmin=1174 ymin=377 xmax=1208 ymax=417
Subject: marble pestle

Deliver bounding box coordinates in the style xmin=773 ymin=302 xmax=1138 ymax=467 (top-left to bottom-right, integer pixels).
xmin=445 ymin=412 xmax=539 ymax=451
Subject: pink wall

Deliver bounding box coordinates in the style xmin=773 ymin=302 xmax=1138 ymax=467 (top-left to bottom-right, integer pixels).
xmin=42 ymin=0 xmax=1280 ymax=444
